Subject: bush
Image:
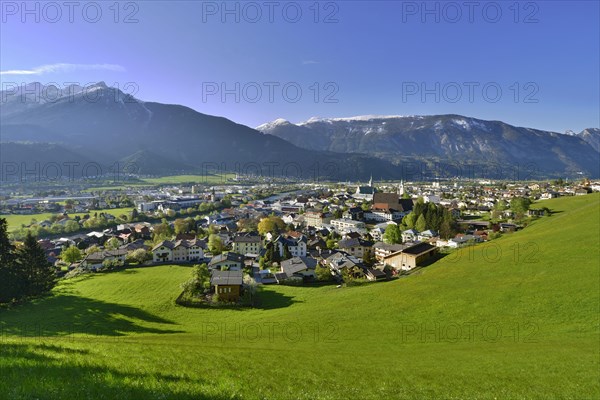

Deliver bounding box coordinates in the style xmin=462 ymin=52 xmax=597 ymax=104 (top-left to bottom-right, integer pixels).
xmin=180 ymin=264 xmax=210 ymax=297
xmin=64 ymin=267 xmax=92 ymax=279
xmin=126 ymin=249 xmax=152 ymax=264
xmin=100 ymin=259 xmax=124 ymax=272
xmin=316 ymin=265 xmax=333 ymax=282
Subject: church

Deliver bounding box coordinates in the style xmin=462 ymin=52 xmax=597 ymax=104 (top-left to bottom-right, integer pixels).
xmin=353 ymin=175 xmax=377 ymax=201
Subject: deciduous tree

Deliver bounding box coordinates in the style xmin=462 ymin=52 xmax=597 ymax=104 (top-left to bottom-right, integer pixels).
xmin=383 ymin=224 xmax=402 ymax=244
xmin=62 ymin=245 xmax=83 ymax=264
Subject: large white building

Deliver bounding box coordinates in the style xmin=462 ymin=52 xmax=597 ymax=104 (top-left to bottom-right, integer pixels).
xmin=364 ymin=209 xmax=405 ymax=222
xmin=303 ymin=211 xmax=331 ymax=228
xmin=330 ymin=218 xmax=366 ymax=232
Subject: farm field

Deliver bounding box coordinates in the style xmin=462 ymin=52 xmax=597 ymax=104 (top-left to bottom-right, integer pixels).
xmin=0 ymin=207 xmax=134 ymax=232
xmin=0 ymin=194 xmax=599 ymax=399
xmin=79 ymin=174 xmax=238 ymax=192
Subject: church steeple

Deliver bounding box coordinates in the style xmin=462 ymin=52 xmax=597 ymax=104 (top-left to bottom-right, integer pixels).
xmin=398 ymin=180 xmax=405 ymax=196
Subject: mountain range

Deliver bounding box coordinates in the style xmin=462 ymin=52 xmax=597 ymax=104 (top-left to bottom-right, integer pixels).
xmin=257 ymin=116 xmax=600 ymax=179
xmin=0 ymin=83 xmax=396 ymax=181
xmin=1 ymin=83 xmax=598 ymax=181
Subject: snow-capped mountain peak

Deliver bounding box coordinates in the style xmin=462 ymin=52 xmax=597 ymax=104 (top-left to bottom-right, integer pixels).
xmin=255 ymin=118 xmax=292 ymax=131
xmin=300 ymin=115 xmax=413 ymax=124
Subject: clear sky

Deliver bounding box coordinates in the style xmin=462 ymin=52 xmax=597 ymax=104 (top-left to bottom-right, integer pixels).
xmin=1 ymin=0 xmax=598 ymax=132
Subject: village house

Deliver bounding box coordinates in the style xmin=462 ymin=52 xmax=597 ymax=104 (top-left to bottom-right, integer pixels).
xmin=383 ymin=242 xmax=437 ymax=271
xmin=119 ymin=239 xmax=149 ymax=252
xmin=307 ymin=237 xmax=327 ymax=251
xmin=210 ymin=270 xmax=243 ymax=302
xmin=208 ymin=252 xmax=245 ymax=271
xmin=151 ymin=239 xmax=206 ymax=263
xmin=325 ymin=252 xmax=366 ymax=278
xmin=342 ymin=206 xmax=364 ymax=221
xmin=282 ymin=213 xmax=297 ymax=224
xmin=172 ymin=239 xmax=206 ymax=262
xmin=232 ymin=232 xmax=263 ymax=255
xmin=365 ymin=267 xmax=387 ymax=281
xmin=152 ymin=241 xmax=174 ymax=263
xmin=417 ymin=230 xmax=439 ymax=241
xmin=274 ymin=234 xmax=307 ymax=258
xmin=278 ymin=256 xmax=318 ymax=282
xmin=373 ymin=242 xmax=409 ymax=261
xmin=86 ymin=231 xmax=109 ymax=246
xmin=81 ymin=249 xmax=128 ymax=270
xmin=370 ymin=221 xmax=397 ymax=241
xmin=337 ymin=237 xmax=373 ymax=259
xmin=499 ymin=223 xmax=518 ymax=233
xmin=401 ymin=229 xmax=419 ymax=243
xmin=445 ymin=234 xmax=484 ymax=248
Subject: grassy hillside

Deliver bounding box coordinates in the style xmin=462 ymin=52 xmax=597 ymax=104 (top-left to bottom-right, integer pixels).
xmin=1 ymin=194 xmax=599 ymax=399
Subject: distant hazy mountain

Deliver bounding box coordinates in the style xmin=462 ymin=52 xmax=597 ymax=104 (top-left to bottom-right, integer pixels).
xmin=0 ymin=142 xmax=96 ymax=181
xmin=0 ymin=83 xmax=396 ymax=180
xmin=258 ymin=115 xmax=600 ymax=178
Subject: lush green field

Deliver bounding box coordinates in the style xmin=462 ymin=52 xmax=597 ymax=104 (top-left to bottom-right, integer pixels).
xmin=143 ymin=174 xmax=237 ymax=185
xmin=1 ymin=194 xmax=599 ymax=399
xmin=0 ymin=208 xmax=134 ymax=232
xmin=80 ymin=174 xmax=238 ymax=192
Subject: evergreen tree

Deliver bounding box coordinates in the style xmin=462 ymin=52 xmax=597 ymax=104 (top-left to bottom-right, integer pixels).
xmin=415 ymin=214 xmax=427 ymax=232
xmin=15 ymin=232 xmax=56 ymax=297
xmin=283 ymin=244 xmax=292 ymax=260
xmin=0 ymin=218 xmax=21 ymax=303
xmin=425 ymin=210 xmax=435 ymax=230
xmin=403 ymin=212 xmax=417 ymax=229
xmin=439 ymin=209 xmax=456 ymax=239
xmin=363 ymin=248 xmax=376 ymax=267
xmin=413 ymin=198 xmax=425 ymax=217
xmin=261 ymin=242 xmax=275 ymax=269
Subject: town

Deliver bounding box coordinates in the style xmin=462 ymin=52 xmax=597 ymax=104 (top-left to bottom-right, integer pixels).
xmin=1 ymin=174 xmax=596 ymax=304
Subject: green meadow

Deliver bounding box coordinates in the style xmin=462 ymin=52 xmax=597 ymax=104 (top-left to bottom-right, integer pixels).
xmin=0 ymin=208 xmax=134 ymax=232
xmin=1 ymin=194 xmax=599 ymax=399
xmin=80 ymin=174 xmax=238 ymax=192
xmin=143 ymin=174 xmax=237 ymax=185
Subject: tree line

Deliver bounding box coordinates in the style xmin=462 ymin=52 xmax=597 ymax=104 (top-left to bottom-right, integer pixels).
xmin=0 ymin=218 xmax=57 ymax=304
xmin=383 ymin=200 xmax=457 ymax=244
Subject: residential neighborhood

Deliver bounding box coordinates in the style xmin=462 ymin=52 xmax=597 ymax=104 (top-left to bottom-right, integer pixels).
xmin=2 ymin=176 xmax=599 ymax=302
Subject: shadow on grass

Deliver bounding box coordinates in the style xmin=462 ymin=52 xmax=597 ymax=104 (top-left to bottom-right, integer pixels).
xmin=0 ymin=295 xmax=184 ymax=338
xmin=251 ymin=289 xmax=299 ymax=310
xmin=0 ymin=343 xmax=229 ymax=400
xmin=176 ymin=287 xmax=299 ymax=311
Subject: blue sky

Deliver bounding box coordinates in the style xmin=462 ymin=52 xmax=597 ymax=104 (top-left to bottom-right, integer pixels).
xmin=1 ymin=0 xmax=598 ymax=132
